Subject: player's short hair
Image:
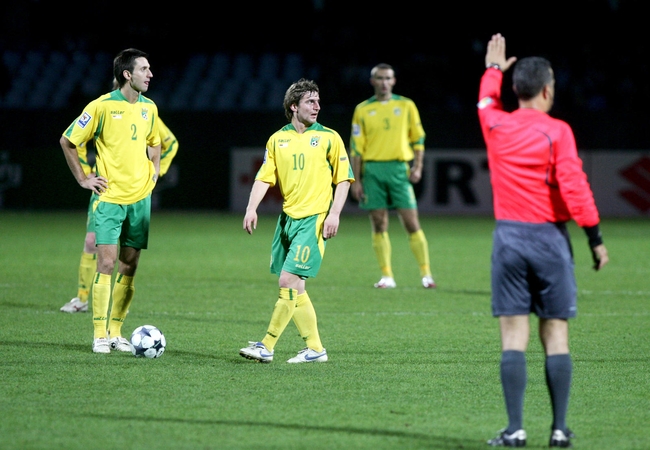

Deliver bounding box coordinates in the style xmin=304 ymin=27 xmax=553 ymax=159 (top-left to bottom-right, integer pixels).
xmin=283 ymin=78 xmax=319 ymax=122
xmin=370 ymin=63 xmax=394 ymax=78
xmin=512 ymin=56 xmax=553 ymax=100
xmin=113 ymin=48 xmax=149 ymax=88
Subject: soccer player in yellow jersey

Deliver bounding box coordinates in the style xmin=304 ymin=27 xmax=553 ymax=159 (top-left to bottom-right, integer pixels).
xmin=350 ymin=63 xmax=436 ymax=289
xmin=157 ymin=118 xmax=179 ymax=178
xmin=240 ymin=78 xmax=354 ymax=364
xmin=60 ymin=116 xmax=178 ymax=313
xmin=60 ymin=48 xmax=161 ymax=354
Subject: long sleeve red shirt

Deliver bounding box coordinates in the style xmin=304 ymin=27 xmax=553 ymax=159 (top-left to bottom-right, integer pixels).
xmin=477 ymin=68 xmax=600 ymax=227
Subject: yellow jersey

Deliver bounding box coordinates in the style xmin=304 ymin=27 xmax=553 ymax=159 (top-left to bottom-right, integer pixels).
xmin=63 ymin=90 xmax=161 ymax=204
xmin=256 ymin=122 xmax=354 ymax=219
xmin=350 ymin=94 xmax=425 ymax=162
xmin=76 ymin=141 xmax=94 ymax=177
xmin=75 ymin=117 xmax=176 ymax=178
xmin=158 ymin=117 xmax=178 ymax=177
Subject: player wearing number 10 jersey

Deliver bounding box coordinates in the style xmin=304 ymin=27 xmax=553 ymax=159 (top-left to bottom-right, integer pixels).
xmin=240 ymin=78 xmax=354 ymax=364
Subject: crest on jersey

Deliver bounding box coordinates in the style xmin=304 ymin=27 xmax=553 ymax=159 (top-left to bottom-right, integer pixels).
xmin=393 ymin=107 xmax=402 ymax=116
xmin=77 ymin=112 xmax=92 ymax=128
xmin=310 ymin=136 xmax=320 ymax=147
xmin=141 ymin=108 xmax=149 ymax=120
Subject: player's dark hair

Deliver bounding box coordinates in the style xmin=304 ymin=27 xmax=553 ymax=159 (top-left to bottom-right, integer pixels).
xmin=113 ymin=48 xmax=149 ymax=88
xmin=283 ymin=78 xmax=319 ymax=122
xmin=512 ymin=56 xmax=553 ymax=100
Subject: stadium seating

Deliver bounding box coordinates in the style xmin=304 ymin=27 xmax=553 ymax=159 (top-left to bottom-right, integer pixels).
xmin=0 ymin=49 xmax=313 ymax=112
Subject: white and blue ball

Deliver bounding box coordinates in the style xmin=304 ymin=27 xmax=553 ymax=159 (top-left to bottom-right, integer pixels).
xmin=130 ymin=325 xmax=166 ymax=358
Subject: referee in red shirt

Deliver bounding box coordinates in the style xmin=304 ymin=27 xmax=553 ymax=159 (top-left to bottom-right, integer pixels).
xmin=478 ymin=34 xmax=609 ymax=448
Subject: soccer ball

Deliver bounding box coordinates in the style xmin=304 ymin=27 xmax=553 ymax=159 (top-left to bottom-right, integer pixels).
xmin=130 ymin=325 xmax=166 ymax=358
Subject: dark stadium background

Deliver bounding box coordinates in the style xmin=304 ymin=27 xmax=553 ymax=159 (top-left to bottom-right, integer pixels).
xmin=1 ymin=0 xmax=647 ymax=210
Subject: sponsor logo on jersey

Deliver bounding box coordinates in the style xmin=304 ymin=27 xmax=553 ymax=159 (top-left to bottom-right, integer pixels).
xmin=111 ymin=110 xmax=124 ymax=119
xmin=77 ymin=112 xmax=92 ymax=128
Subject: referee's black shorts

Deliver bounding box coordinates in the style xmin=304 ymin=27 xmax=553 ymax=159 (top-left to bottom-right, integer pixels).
xmin=491 ymin=220 xmax=577 ymax=319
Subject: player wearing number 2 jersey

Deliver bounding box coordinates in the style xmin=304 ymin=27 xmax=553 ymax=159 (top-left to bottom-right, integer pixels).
xmin=60 ymin=115 xmax=179 ymax=314
xmin=60 ymin=48 xmax=161 ymax=354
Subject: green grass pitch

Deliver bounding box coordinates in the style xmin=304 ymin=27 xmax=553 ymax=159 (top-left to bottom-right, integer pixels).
xmin=0 ymin=211 xmax=648 ymax=449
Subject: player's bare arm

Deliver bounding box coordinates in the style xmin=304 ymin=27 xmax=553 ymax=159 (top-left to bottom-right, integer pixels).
xmin=147 ymin=144 xmax=161 ymax=182
xmin=323 ymin=181 xmax=351 ymax=239
xmin=59 ymin=136 xmax=108 ymax=194
xmin=243 ymin=180 xmax=271 ymax=234
xmin=350 ymin=156 xmax=364 ymax=201
xmin=409 ymin=150 xmax=424 ymax=183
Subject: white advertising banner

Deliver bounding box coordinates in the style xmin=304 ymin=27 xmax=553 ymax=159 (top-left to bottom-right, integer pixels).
xmin=230 ymin=148 xmax=650 ymax=218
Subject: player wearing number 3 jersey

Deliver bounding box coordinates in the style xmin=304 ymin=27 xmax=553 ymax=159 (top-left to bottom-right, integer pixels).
xmin=240 ymin=78 xmax=354 ymax=364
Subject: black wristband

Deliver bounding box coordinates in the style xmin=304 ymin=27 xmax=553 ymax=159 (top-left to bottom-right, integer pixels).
xmin=583 ymin=224 xmax=603 ymax=248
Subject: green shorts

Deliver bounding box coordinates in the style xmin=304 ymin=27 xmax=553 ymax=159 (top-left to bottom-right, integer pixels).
xmin=85 ymin=192 xmax=99 ymax=233
xmin=270 ymin=212 xmax=327 ymax=278
xmin=94 ymin=195 xmax=151 ymax=249
xmin=360 ymin=161 xmax=417 ymax=210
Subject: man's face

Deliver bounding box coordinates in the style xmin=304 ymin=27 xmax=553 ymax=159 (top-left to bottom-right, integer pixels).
xmin=294 ymin=91 xmax=321 ymax=125
xmin=126 ymin=57 xmax=153 ymax=93
xmin=370 ymin=69 xmax=395 ymax=97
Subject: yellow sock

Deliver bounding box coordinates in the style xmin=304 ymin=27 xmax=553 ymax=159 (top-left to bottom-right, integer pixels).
xmin=108 ymin=274 xmax=135 ymax=338
xmin=372 ymin=232 xmax=393 ymax=277
xmin=92 ymin=273 xmax=112 ymax=339
xmin=261 ymin=287 xmax=296 ymax=351
xmin=77 ymin=252 xmax=97 ymax=302
xmin=292 ymin=291 xmax=323 ymax=352
xmin=409 ymin=229 xmax=431 ymax=277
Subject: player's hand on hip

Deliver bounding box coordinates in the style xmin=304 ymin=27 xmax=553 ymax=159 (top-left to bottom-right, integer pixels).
xmin=82 ymin=175 xmax=108 ymax=194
